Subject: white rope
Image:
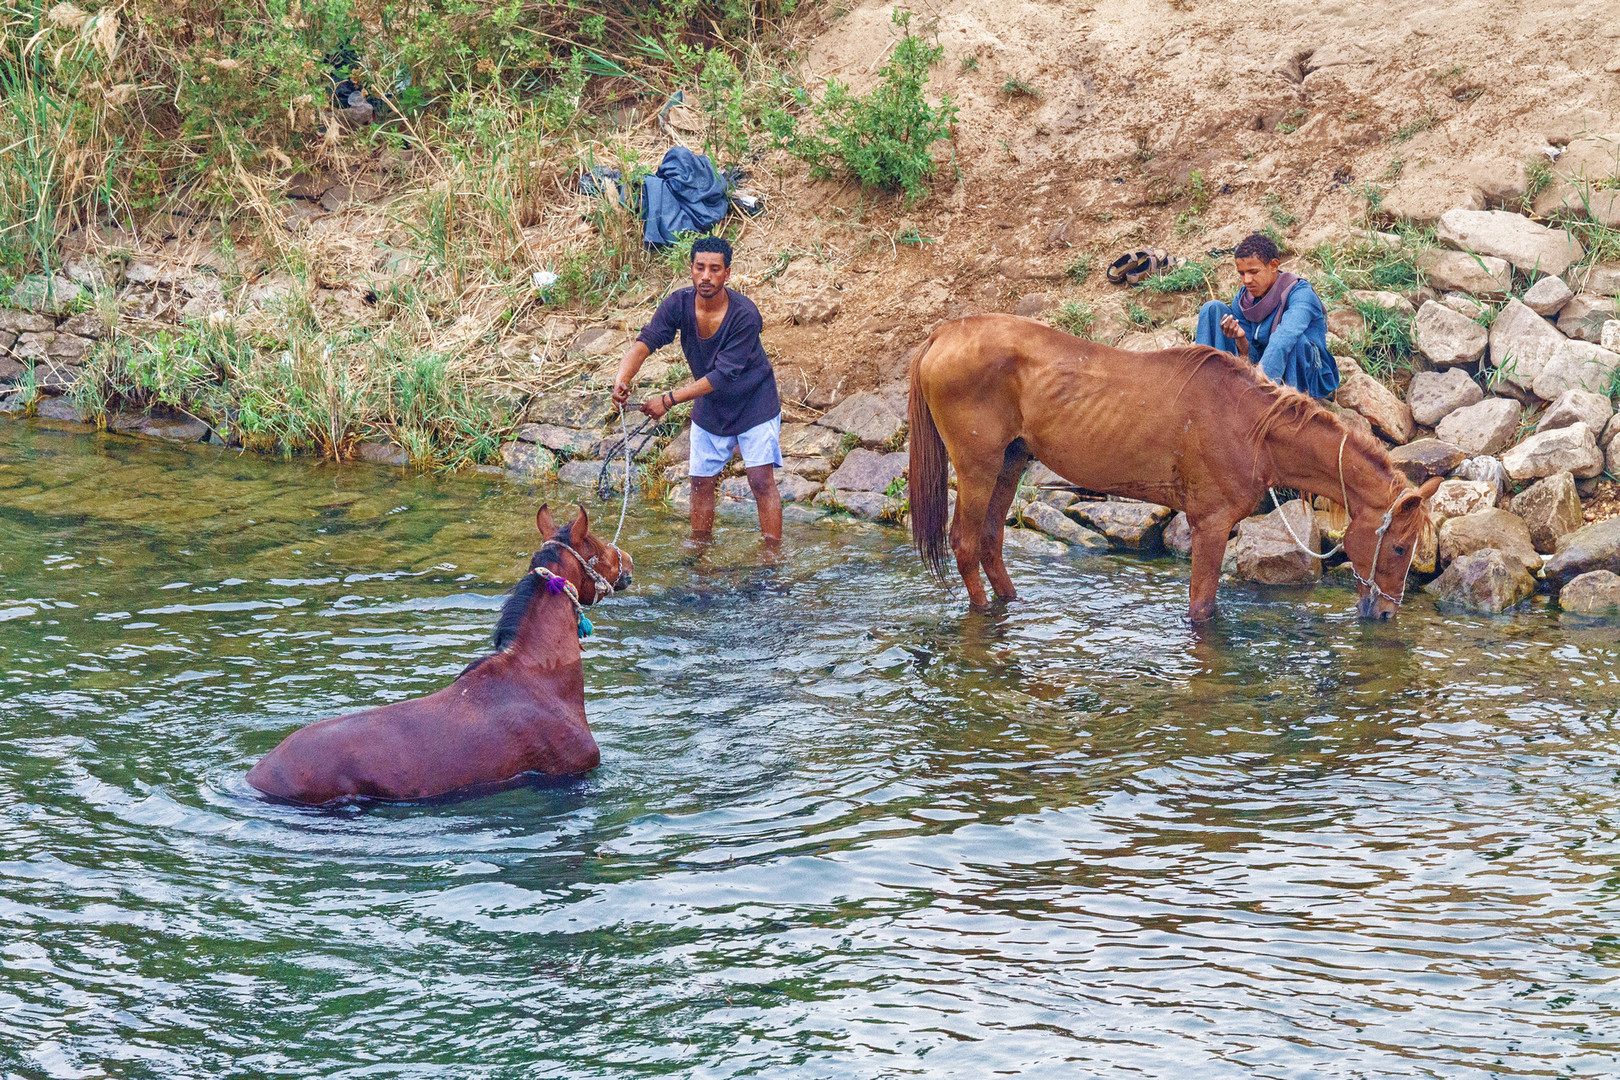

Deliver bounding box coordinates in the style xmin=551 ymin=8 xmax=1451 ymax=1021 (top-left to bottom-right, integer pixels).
xmin=612 ymin=403 xmax=631 ymax=546
xmin=1268 ymin=486 xmax=1345 ymax=560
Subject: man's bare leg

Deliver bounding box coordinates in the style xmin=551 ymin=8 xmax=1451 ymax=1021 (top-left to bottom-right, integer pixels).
xmin=746 ymin=464 xmax=782 ymax=544
xmin=690 ymin=475 xmax=719 ymax=541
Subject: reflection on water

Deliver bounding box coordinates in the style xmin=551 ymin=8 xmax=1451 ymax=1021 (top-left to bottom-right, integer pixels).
xmin=2 ymin=422 xmax=1618 ymax=1079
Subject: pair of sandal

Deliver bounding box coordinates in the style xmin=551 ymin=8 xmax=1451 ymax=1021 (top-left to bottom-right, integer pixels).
xmin=1106 ymin=248 xmax=1184 ymax=285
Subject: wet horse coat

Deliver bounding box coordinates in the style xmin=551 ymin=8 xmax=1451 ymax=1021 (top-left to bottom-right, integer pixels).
xmin=246 ymin=507 xmax=630 ymax=804
xmin=907 ymin=314 xmax=1438 ymax=621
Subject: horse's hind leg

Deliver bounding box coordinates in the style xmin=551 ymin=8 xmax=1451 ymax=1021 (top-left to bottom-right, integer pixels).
xmin=950 ymin=466 xmax=999 ymax=610
xmin=979 ymin=440 xmax=1032 ymax=601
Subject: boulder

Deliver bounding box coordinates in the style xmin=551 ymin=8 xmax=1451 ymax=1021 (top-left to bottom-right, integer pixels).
xmin=35 ymin=396 xmax=91 ymax=423
xmin=1407 ymin=368 xmax=1484 ymax=427
xmin=815 ymin=388 xmax=907 ymax=447
xmin=1436 ymin=208 xmax=1583 ymax=278
xmin=1388 ymin=439 xmax=1467 ymax=483
xmin=559 ymin=459 xmax=635 ymax=491
xmin=1434 ymin=397 xmax=1520 ymax=455
xmin=1437 ymin=508 xmax=1539 ymax=570
xmin=0 ymin=308 xmax=54 ymax=334
xmin=514 ymin=422 xmax=599 ymax=457
xmin=1513 ymin=471 xmax=1584 ymax=553
xmin=789 ymin=286 xmax=841 ymax=324
xmin=1347 ymin=290 xmax=1417 ymax=317
xmin=0 ymin=356 xmax=23 ymax=383
xmin=1428 ymin=479 xmax=1498 ymax=522
xmin=1530 ymin=340 xmax=1620 ymax=401
xmin=786 ymin=454 xmax=834 ymax=481
xmin=9 ymin=275 xmax=81 ymax=314
xmin=1501 ymin=424 xmax=1604 ymax=480
xmin=567 ymin=328 xmax=623 ymax=356
xmin=1488 ymin=299 xmax=1567 ymax=390
xmin=1410 ymin=300 xmax=1488 ymax=367
xmin=1000 ymin=528 xmax=1069 ymax=557
xmin=1163 ymin=511 xmax=1193 ymax=557
xmin=720 ymin=472 xmax=823 ymax=503
xmin=664 ymin=426 xmax=690 ymax=463
xmin=527 ymin=393 xmax=616 ymax=432
xmin=115 ymin=415 xmax=210 ymax=442
xmin=1558 ymin=570 xmax=1620 ymax=615
xmin=1323 ymin=400 xmax=1375 ymax=440
xmin=596 ymin=428 xmax=661 ymax=462
xmin=813 ymin=487 xmax=895 ymax=521
xmin=14 ymin=332 xmax=92 ymax=363
xmin=57 ymin=311 xmax=107 ymax=339
xmin=1441 ymin=292 xmax=1491 ymax=320
xmin=1226 ymin=499 xmax=1321 ymax=585
xmin=1557 ymin=294 xmax=1619 ymax=343
xmin=1424 ymin=549 xmax=1535 ymax=612
xmin=824 ymin=448 xmax=907 ymax=493
xmin=354 ymin=441 xmax=408 ymax=466
xmin=1416 ymin=249 xmax=1513 ymax=296
xmin=1605 ymin=321 xmax=1620 ymax=352
xmin=1021 ymin=501 xmax=1109 ymax=550
xmin=1534 ymin=389 xmax=1613 ymax=437
xmin=0 ymin=391 xmax=27 ymax=416
xmin=780 ymin=422 xmax=844 ymax=458
xmin=1531 ymin=134 xmax=1620 ymax=227
xmin=501 ymin=441 xmax=557 ymax=480
xmin=34 ymin=362 xmax=82 ymax=391
xmin=1337 ymin=370 xmax=1415 ymax=443
xmin=1066 ymin=500 xmax=1173 ymax=551
xmin=1546 ymin=519 xmax=1620 ymax=588
xmin=1025 ymin=462 xmax=1071 ymax=488
xmin=1570 ymin=264 xmax=1620 ymax=296
xmin=1522 ymin=275 xmax=1574 ymax=317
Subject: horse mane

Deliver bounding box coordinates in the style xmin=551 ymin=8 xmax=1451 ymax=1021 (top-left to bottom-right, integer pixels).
xmin=1169 ymin=344 xmax=1403 ymax=491
xmin=491 ymin=520 xmax=573 ymax=650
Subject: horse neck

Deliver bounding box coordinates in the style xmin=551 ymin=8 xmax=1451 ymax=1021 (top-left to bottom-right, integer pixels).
xmin=509 ymin=586 xmax=584 ymax=672
xmin=1265 ymin=412 xmax=1404 ymax=516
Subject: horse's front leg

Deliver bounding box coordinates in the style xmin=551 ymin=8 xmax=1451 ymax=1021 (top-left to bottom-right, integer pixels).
xmin=979 ymin=444 xmax=1031 ymax=601
xmin=1186 ymin=515 xmax=1236 ymax=623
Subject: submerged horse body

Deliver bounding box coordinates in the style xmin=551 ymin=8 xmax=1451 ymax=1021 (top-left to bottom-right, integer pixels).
xmin=247 ymin=506 xmax=631 ymax=805
xmin=908 ymin=314 xmax=1439 ymax=621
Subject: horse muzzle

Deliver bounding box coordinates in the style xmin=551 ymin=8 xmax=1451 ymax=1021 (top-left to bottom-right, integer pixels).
xmin=1356 ymin=594 xmax=1396 ymax=621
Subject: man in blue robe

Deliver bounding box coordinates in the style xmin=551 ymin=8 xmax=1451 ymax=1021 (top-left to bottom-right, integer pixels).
xmin=1195 ymin=233 xmax=1338 ymax=398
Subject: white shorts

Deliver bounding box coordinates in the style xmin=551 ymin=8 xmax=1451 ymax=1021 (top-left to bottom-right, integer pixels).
xmin=690 ymin=414 xmax=783 ymax=477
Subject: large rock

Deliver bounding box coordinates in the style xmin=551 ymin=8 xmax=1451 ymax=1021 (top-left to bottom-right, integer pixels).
xmin=786 ymin=454 xmax=834 ymax=481
xmin=559 ymin=459 xmax=637 ymax=491
xmin=1226 ymin=499 xmax=1321 ymax=585
xmin=0 ymin=309 xmax=53 ymax=333
xmin=1347 ymin=289 xmax=1416 ymax=317
xmin=779 ymin=422 xmax=843 ymax=458
xmin=1066 ymin=500 xmax=1173 ymax=551
xmin=9 ymin=275 xmax=82 ymax=314
xmin=1557 ymin=294 xmax=1619 ymax=343
xmin=1534 ymin=389 xmax=1613 ymax=437
xmin=720 ymin=472 xmax=823 ymax=504
xmin=35 ymin=396 xmax=92 ymax=423
xmin=354 ymin=440 xmax=408 ymax=465
xmin=1336 ymin=370 xmax=1415 ymax=443
xmin=1558 ymin=570 xmax=1620 ymax=616
xmin=14 ymin=332 xmax=92 ymax=362
xmin=1488 ymin=299 xmax=1567 ymax=390
xmin=1605 ymin=321 xmax=1620 ymax=352
xmin=1416 ymin=249 xmax=1512 ymax=296
xmin=514 ymin=422 xmax=598 ymax=456
xmin=1512 ymin=471 xmax=1583 ymax=553
xmin=824 ymin=448 xmax=907 ymax=493
xmin=815 ymin=389 xmax=906 ymax=447
xmin=1530 ymin=340 xmax=1620 ymax=401
xmin=1021 ymin=501 xmax=1109 ymax=550
xmin=813 ymin=487 xmax=896 ymax=521
xmin=1501 ymin=424 xmax=1604 ymax=480
xmin=502 ymin=441 xmax=557 ymax=479
xmin=1531 ymin=134 xmax=1620 ymax=227
xmin=1000 ymin=528 xmax=1069 ymax=557
xmin=1435 ymin=397 xmax=1521 ymax=455
xmin=1545 ymin=519 xmax=1620 ymax=589
xmin=1437 ymin=208 xmax=1583 ymax=278
xmin=1428 ymin=479 xmax=1498 ymax=522
xmin=1410 ymin=300 xmax=1488 ymax=367
xmin=1437 ymin=508 xmax=1539 ymax=570
xmin=1424 ymin=549 xmax=1535 ymax=612
xmin=1407 ymin=368 xmax=1483 ymax=427
xmin=1163 ymin=511 xmax=1193 ymax=557
xmin=1388 ymin=439 xmax=1467 ymax=483
xmin=1522 ymin=275 xmax=1574 ymax=317
xmin=1570 ymin=264 xmax=1620 ymax=296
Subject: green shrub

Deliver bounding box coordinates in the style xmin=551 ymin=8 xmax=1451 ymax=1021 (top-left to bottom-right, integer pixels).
xmin=1051 ymin=300 xmax=1095 ymax=338
xmin=1064 ymin=254 xmax=1094 ymax=282
xmin=768 ymin=10 xmax=956 ymax=202
xmin=1348 ymin=301 xmax=1414 ymax=381
xmin=1141 ymin=259 xmax=1215 ymax=294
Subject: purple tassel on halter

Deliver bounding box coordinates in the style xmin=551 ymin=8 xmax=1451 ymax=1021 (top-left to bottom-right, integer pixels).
xmin=544 ymin=574 xmax=568 ymax=595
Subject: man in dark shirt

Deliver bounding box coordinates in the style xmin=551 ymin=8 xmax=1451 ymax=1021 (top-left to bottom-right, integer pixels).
xmin=612 ymin=236 xmax=783 ymax=543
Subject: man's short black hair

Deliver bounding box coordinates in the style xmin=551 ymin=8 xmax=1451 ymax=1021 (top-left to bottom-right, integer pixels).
xmin=690 ymin=236 xmax=732 ymax=267
xmin=1234 ymin=233 xmax=1280 ymax=263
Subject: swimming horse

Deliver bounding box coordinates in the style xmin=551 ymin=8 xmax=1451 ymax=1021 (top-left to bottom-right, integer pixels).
xmin=907 ymin=314 xmax=1441 ymax=622
xmin=247 ymin=505 xmax=631 ymax=804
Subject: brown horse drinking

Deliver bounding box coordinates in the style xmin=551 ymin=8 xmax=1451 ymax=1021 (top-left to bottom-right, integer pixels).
xmin=246 ymin=505 xmax=632 ymax=805
xmin=908 ymin=314 xmax=1441 ymax=622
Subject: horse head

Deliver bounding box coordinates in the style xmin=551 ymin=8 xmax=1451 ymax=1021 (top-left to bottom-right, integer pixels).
xmin=1342 ymin=476 xmax=1441 ymax=620
xmin=534 ymin=504 xmax=633 ymax=603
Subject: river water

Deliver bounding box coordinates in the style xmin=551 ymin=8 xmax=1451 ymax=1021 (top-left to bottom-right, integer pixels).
xmin=1 ymin=420 xmax=1618 ymax=1079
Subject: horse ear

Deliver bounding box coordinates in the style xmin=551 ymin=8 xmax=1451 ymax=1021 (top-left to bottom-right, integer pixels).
xmin=1416 ymin=476 xmax=1443 ymax=501
xmin=536 ymin=504 xmax=555 ymax=536
xmin=572 ymin=504 xmax=590 ymax=540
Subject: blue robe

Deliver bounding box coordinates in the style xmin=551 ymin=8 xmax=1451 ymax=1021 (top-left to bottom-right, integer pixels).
xmin=1196 ymin=280 xmax=1339 ymax=398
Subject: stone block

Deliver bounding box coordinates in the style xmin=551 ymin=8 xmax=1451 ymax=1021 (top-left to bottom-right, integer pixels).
xmin=1226 ymin=499 xmax=1321 ymax=585
xmin=1559 ymin=570 xmax=1620 ymax=615
xmin=1337 ymin=370 xmax=1415 ymax=443
xmin=1435 ymin=398 xmax=1522 ymax=456
xmin=1388 ymin=439 xmax=1467 ymax=483
xmin=1502 ymin=424 xmax=1604 ymax=480
xmin=1407 ymin=368 xmax=1483 ymax=427
xmin=1545 ymin=518 xmax=1620 ymax=589
xmin=501 ymin=441 xmax=558 ymax=480
xmin=1437 ymin=508 xmax=1540 ymax=570
xmin=1534 ymin=389 xmax=1613 ymax=437
xmin=0 ymin=309 xmax=54 ymax=334
xmin=813 ymin=487 xmax=896 ymax=521
xmin=1530 ymin=340 xmax=1620 ymax=401
xmin=1416 ymin=249 xmax=1512 ymax=296
xmin=1522 ymin=275 xmax=1574 ymax=317
xmin=515 ymin=422 xmax=599 ymax=457
xmin=1424 ymin=549 xmax=1535 ymax=611
xmin=824 ymin=448 xmax=908 ymax=493
xmin=1410 ymin=300 xmax=1487 ymax=367
xmin=779 ymin=422 xmax=844 ymax=458
xmin=815 ymin=389 xmax=907 ymax=447
xmin=720 ymin=472 xmax=822 ymax=504
xmin=355 ymin=441 xmax=408 ymax=466
xmin=1437 ymin=208 xmax=1583 ymax=278
xmin=1488 ymin=299 xmax=1566 ymax=391
xmin=1021 ymin=500 xmax=1109 ymax=550
xmin=1428 ymin=479 xmax=1498 ymax=522
xmin=1513 ymin=471 xmax=1584 ymax=553
xmin=9 ymin=275 xmax=82 ymax=314
xmin=1557 ymin=294 xmax=1619 ymax=343
xmin=1065 ymin=500 xmax=1170 ymax=550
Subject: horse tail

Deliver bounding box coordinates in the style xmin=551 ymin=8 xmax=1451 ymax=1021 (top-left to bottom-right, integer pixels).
xmin=908 ymin=332 xmax=951 ymax=580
